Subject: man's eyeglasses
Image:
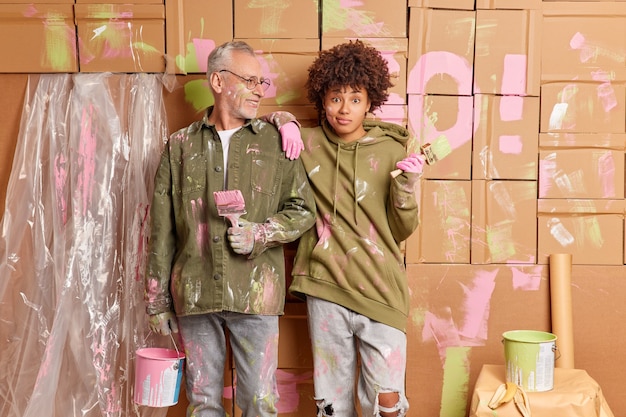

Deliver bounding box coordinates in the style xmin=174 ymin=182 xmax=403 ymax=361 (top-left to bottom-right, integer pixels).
xmin=219 ymin=69 xmax=271 ymax=91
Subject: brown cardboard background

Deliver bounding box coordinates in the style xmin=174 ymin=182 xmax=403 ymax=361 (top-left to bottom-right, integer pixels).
xmin=472 ymin=94 xmax=540 ymax=180
xmin=538 ymin=133 xmax=626 ymax=199
xmin=0 ymin=4 xmax=77 ymax=73
xmin=234 ymin=0 xmax=318 ymax=39
xmin=0 ymin=74 xmax=28 ymax=215
xmin=474 ymin=9 xmax=541 ymax=96
xmin=1 ymin=2 xmax=626 ymax=417
xmin=165 ymin=0 xmax=233 ymax=74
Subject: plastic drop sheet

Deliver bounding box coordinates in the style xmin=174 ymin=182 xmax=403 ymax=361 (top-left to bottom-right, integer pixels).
xmin=0 ymin=73 xmax=173 ymax=417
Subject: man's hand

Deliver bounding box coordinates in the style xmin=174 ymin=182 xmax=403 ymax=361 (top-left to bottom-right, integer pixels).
xmin=279 ymin=122 xmax=304 ymax=160
xmin=148 ymin=311 xmax=179 ymax=336
xmin=227 ymin=219 xmax=262 ymax=255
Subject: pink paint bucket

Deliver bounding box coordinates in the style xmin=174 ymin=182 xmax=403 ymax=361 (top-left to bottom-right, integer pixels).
xmin=134 ymin=346 xmax=185 ymax=407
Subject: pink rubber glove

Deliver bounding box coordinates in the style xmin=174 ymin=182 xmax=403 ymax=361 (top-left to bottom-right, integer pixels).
xmin=279 ymin=122 xmax=304 ymax=160
xmin=148 ymin=311 xmax=179 ymax=336
xmin=227 ymin=219 xmax=262 ymax=255
xmin=396 ymin=152 xmax=426 ymax=174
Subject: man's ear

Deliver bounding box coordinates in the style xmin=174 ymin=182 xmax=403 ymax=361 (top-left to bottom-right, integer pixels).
xmin=209 ymin=72 xmax=222 ymax=93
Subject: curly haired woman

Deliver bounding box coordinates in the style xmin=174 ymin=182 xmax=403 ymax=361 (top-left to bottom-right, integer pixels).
xmin=289 ymin=40 xmax=425 ymax=417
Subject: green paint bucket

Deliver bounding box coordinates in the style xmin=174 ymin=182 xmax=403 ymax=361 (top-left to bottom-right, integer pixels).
xmin=503 ymin=330 xmax=557 ymax=392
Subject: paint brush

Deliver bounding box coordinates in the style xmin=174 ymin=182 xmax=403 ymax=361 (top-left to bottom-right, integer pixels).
xmin=390 ymin=135 xmax=452 ymax=178
xmin=213 ymin=189 xmax=247 ymax=228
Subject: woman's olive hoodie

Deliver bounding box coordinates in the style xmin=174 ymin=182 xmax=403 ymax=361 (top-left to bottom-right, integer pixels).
xmin=290 ymin=119 xmax=420 ymax=332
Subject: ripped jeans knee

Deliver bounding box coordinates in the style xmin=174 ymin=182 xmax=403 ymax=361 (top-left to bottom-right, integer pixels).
xmin=375 ymin=389 xmax=409 ymax=417
xmin=315 ymin=398 xmax=335 ymax=417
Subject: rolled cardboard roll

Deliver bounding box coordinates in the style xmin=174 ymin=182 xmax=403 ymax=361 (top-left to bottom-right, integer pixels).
xmin=549 ymin=253 xmax=575 ymax=368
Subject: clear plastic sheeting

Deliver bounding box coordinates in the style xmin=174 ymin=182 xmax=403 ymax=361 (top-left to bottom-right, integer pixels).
xmin=0 ymin=73 xmax=173 ymax=417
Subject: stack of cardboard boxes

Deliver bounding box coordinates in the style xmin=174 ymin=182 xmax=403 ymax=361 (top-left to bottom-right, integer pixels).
xmin=1 ymin=1 xmax=626 ymax=416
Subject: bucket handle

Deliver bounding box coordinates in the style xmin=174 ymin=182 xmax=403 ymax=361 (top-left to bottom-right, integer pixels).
xmin=143 ymin=330 xmax=183 ymax=358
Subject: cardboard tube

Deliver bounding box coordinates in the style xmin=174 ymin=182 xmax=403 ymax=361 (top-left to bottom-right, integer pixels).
xmin=549 ymin=253 xmax=575 ymax=368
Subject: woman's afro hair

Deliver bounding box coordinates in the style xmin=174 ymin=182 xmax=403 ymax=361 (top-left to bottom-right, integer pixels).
xmin=305 ymin=40 xmax=392 ymax=114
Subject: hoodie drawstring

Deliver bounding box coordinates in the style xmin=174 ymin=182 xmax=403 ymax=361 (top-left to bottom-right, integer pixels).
xmin=333 ymin=142 xmax=360 ymax=226
xmin=353 ymin=142 xmax=359 ymax=225
xmin=333 ymin=144 xmax=341 ymax=220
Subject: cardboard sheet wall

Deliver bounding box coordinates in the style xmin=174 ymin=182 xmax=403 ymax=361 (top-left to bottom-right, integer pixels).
xmin=1 ymin=1 xmax=626 ymax=417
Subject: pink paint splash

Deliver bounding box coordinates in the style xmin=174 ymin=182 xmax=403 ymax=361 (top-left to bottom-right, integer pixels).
xmin=407 ymin=94 xmax=474 ymax=152
xmin=407 ymin=50 xmax=477 ymax=96
xmin=458 ymin=269 xmax=497 ymax=342
xmin=538 ymin=154 xmax=556 ymax=198
xmin=597 ymin=82 xmax=618 ymax=112
xmin=190 ymin=198 xmax=208 ymax=253
xmin=78 ymin=105 xmax=97 ymax=216
xmin=499 ymin=95 xmax=524 ymax=121
xmin=498 ymin=135 xmax=523 ymax=155
xmin=511 ymin=266 xmax=542 ymax=291
xmin=501 ymin=54 xmax=527 ymax=95
xmin=598 ymin=151 xmax=616 ymax=198
xmin=275 ymin=369 xmax=313 ymax=413
xmin=192 ymin=38 xmax=215 ymax=73
xmin=146 ymin=278 xmax=159 ymax=303
xmin=54 ymin=152 xmax=68 ymax=225
xmin=422 ymin=310 xmax=462 ymax=361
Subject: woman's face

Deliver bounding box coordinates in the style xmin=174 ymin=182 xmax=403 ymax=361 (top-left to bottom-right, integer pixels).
xmin=323 ymin=85 xmax=371 ymax=142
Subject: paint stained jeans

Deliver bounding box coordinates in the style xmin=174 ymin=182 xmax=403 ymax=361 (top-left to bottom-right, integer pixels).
xmin=178 ymin=312 xmax=279 ymax=417
xmin=307 ymin=296 xmax=409 ymax=417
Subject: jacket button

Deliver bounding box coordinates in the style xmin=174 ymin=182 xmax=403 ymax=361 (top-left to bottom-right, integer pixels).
xmin=215 ymin=166 xmax=222 ymax=172
xmin=212 ymin=235 xmax=220 ymax=242
xmin=213 ymin=273 xmax=221 ymax=280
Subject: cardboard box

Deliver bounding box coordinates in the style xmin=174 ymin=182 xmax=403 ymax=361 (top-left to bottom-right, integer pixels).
xmin=322 ymin=37 xmax=408 ymax=105
xmin=405 ymin=180 xmax=472 ymax=264
xmin=165 ymin=0 xmax=233 ymax=74
xmin=537 ymin=199 xmax=625 ymax=265
xmin=234 ymin=0 xmax=318 ymax=39
xmin=405 ymin=264 xmax=550 ymax=417
xmin=0 ymin=4 xmax=77 ymax=73
xmin=476 ymin=0 xmax=542 ymax=8
xmin=474 ymin=9 xmax=541 ymax=96
xmin=237 ymin=39 xmax=319 ymax=106
xmin=408 ymin=94 xmax=473 ymax=180
xmin=471 ymin=180 xmax=537 ymax=264
xmin=322 ymin=0 xmax=407 ymax=38
xmin=538 ymin=133 xmax=626 ymax=199
xmin=0 ymin=74 xmax=28 ymax=216
xmin=472 ymin=94 xmax=540 ymax=180
xmin=540 ymin=82 xmax=626 ymax=134
xmin=75 ymin=4 xmax=165 ymax=73
xmin=408 ymin=0 xmax=474 ymax=9
xmin=542 ymin=3 xmax=626 ymax=83
xmin=407 ymin=8 xmax=476 ymax=95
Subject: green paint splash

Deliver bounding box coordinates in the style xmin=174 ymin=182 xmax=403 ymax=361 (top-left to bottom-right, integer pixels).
xmin=322 ymin=0 xmax=389 ymax=37
xmin=184 ymin=79 xmax=214 ymax=111
xmin=248 ymin=0 xmax=289 ymax=36
xmin=440 ymin=346 xmax=470 ymax=417
xmin=43 ymin=14 xmax=75 ymax=71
